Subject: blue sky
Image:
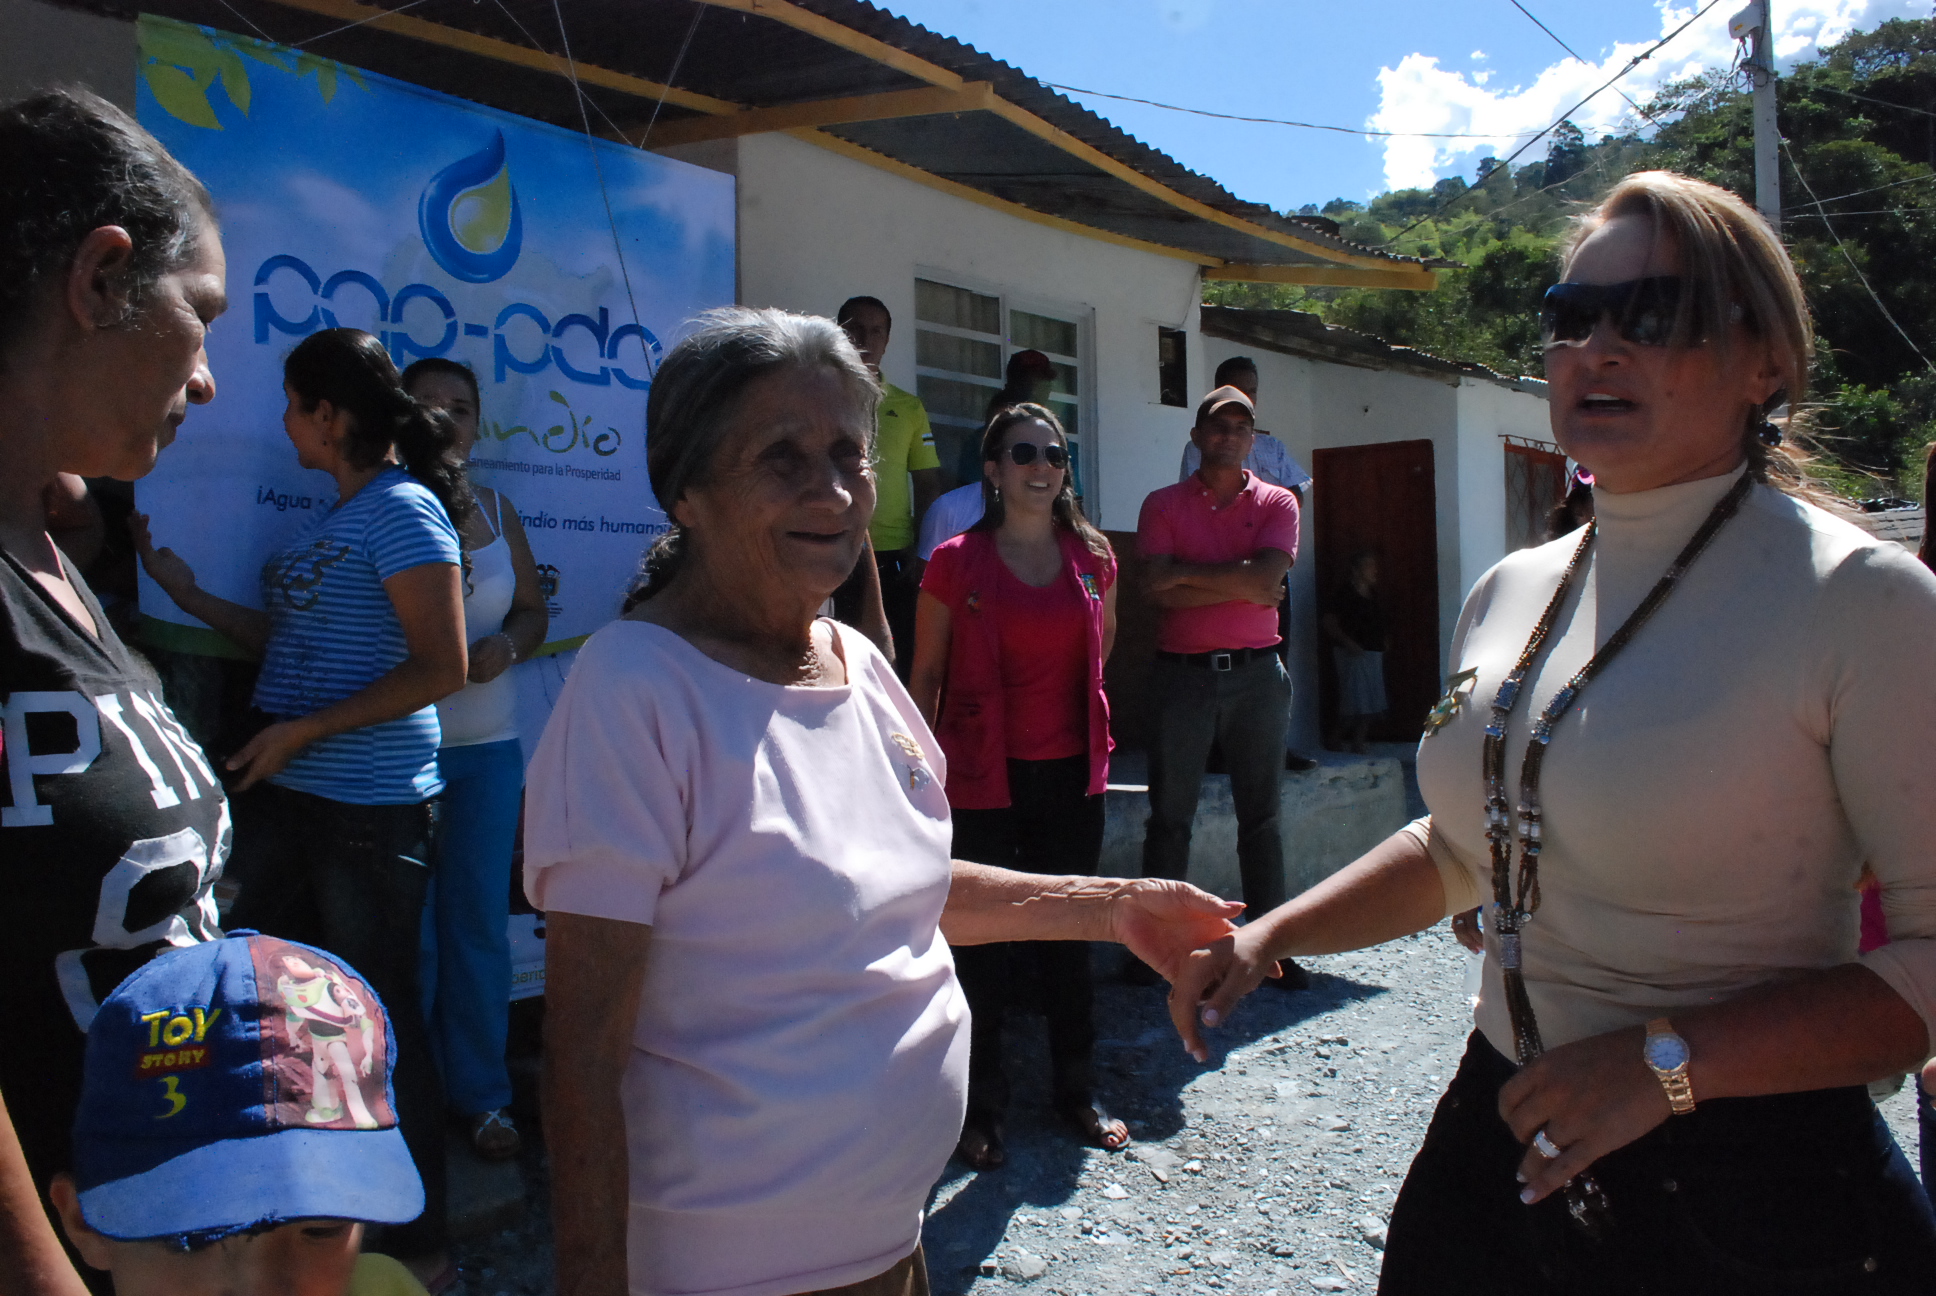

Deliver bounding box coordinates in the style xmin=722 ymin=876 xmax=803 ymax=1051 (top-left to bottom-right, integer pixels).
xmin=877 ymin=0 xmax=1929 ymax=212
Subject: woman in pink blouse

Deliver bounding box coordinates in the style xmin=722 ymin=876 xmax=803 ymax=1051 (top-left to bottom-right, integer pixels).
xmin=525 ymin=309 xmax=1240 ymax=1296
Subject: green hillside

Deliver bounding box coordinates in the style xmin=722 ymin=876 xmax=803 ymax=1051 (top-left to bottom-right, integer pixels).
xmin=1207 ymin=17 xmax=1936 ymax=502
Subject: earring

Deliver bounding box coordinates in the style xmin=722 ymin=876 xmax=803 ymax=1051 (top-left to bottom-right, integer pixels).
xmin=1756 ymin=418 xmax=1783 ymax=447
xmin=993 ymin=486 xmax=1002 ymax=503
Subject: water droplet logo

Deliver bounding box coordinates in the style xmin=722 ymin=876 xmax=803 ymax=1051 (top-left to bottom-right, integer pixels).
xmin=419 ymin=130 xmax=523 ymax=283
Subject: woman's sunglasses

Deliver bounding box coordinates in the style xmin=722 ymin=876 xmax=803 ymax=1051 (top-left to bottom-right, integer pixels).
xmin=1541 ymin=276 xmax=1734 ymax=350
xmin=1004 ymin=442 xmax=1068 ymax=469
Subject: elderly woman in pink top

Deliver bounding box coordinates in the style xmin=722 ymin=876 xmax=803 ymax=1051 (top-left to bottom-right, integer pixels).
xmin=523 ymin=308 xmax=1240 ymax=1296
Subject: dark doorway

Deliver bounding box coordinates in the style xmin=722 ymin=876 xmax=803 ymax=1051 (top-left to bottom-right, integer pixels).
xmin=1312 ymin=439 xmax=1441 ymax=744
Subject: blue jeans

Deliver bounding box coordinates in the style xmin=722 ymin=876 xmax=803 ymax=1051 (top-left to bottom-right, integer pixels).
xmin=422 ymin=740 xmax=522 ymax=1114
xmin=1141 ymin=652 xmax=1291 ymax=918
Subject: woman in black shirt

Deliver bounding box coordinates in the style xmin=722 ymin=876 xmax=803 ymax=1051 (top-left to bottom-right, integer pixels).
xmin=0 ymin=88 xmax=229 ymax=1293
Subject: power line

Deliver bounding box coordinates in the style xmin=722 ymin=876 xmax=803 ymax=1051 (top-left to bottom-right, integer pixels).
xmin=1805 ymin=170 xmax=1936 ymax=207
xmin=1810 ymin=81 xmax=1936 ymax=123
xmin=1782 ymin=137 xmax=1934 ymax=373
xmin=1044 ymin=84 xmax=1545 ymax=140
xmin=1506 ymin=0 xmax=1663 ymax=127
xmin=1379 ymin=0 xmax=1727 ymax=247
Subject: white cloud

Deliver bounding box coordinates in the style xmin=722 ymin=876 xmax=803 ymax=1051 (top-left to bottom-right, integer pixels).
xmin=1471 ymin=49 xmax=1489 ymax=61
xmin=1369 ymin=0 xmax=1928 ymax=191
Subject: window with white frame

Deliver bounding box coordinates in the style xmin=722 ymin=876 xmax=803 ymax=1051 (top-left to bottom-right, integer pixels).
xmin=912 ymin=277 xmax=1089 ymax=501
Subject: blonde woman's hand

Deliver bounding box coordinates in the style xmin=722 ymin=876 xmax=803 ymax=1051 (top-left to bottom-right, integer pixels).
xmin=1165 ymin=924 xmax=1283 ymax=1064
xmin=1451 ymin=907 xmax=1484 ymax=953
xmin=1498 ymin=1026 xmax=1671 ymax=1206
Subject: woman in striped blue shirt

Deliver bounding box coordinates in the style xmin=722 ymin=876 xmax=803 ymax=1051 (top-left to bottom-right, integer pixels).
xmin=133 ymin=326 xmax=468 ymax=1288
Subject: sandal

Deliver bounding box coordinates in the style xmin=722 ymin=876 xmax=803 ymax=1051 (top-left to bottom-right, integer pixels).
xmin=1057 ymin=1099 xmax=1129 ymax=1152
xmin=468 ymin=1108 xmax=522 ymax=1161
xmin=955 ymin=1112 xmax=1006 ymax=1171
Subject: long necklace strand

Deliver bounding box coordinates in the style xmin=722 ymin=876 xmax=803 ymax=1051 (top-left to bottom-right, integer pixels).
xmin=1480 ymin=470 xmax=1754 ymax=1235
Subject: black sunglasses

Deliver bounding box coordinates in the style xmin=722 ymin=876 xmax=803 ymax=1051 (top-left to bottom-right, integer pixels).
xmin=1541 ymin=276 xmax=1728 ymax=349
xmin=1005 ymin=442 xmax=1068 ymax=469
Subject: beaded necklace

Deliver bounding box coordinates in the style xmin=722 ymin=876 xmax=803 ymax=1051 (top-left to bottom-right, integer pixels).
xmin=1481 ymin=470 xmax=1753 ymax=1235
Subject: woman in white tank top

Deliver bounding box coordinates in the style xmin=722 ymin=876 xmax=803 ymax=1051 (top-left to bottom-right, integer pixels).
xmin=403 ymin=360 xmax=549 ymax=1161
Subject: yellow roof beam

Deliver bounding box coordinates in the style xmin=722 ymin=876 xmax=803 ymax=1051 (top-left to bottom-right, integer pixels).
xmin=647 ymin=82 xmax=996 ymax=147
xmin=260 ymin=0 xmax=739 ymax=115
xmin=701 ymin=0 xmax=964 ymax=90
xmin=1206 ymin=263 xmax=1441 ymax=291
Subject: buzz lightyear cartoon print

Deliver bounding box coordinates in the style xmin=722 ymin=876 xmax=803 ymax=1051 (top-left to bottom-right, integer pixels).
xmin=252 ymin=939 xmax=394 ymax=1130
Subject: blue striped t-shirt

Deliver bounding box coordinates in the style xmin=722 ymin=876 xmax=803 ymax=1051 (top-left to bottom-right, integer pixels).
xmin=252 ymin=468 xmax=461 ymax=804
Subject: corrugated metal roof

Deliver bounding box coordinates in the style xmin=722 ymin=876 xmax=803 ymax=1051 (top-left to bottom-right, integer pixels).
xmin=1202 ymin=306 xmax=1545 ymax=391
xmin=110 ymin=0 xmax=1449 ymax=274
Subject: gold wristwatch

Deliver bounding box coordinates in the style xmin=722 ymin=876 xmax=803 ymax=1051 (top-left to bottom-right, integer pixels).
xmin=1643 ymin=1018 xmax=1696 ymax=1115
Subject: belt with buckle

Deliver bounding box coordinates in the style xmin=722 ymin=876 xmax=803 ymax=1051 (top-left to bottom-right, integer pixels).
xmin=1156 ymin=646 xmax=1276 ymax=671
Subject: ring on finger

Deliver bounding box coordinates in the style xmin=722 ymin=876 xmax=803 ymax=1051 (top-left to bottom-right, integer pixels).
xmin=1532 ymin=1129 xmax=1561 ymax=1160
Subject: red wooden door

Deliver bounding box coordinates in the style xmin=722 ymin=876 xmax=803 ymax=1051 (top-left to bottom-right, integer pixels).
xmin=1311 ymin=440 xmax=1441 ymax=743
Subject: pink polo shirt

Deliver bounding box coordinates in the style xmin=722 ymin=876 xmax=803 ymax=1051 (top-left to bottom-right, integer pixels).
xmin=1137 ymin=471 xmax=1300 ymax=655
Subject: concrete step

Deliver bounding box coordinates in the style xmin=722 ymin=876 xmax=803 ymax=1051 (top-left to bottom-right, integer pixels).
xmin=1101 ymin=747 xmax=1412 ymax=900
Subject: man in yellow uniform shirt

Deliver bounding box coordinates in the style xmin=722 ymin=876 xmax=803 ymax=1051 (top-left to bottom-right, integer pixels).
xmin=835 ymin=295 xmax=941 ymax=676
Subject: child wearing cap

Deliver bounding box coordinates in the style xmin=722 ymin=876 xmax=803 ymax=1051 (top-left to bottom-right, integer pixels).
xmin=45 ymin=933 xmax=430 ymax=1296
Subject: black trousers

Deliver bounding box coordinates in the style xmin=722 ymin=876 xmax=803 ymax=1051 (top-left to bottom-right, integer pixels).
xmin=831 ymin=546 xmax=918 ymax=680
xmin=1379 ymin=1032 xmax=1936 ymax=1295
xmin=950 ymin=755 xmax=1104 ymax=1119
xmin=228 ymin=783 xmax=449 ymax=1257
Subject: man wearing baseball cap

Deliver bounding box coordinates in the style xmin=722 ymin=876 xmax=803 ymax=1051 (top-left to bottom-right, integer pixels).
xmin=1137 ymin=386 xmax=1307 ymax=989
xmin=47 ymin=933 xmax=428 ymax=1295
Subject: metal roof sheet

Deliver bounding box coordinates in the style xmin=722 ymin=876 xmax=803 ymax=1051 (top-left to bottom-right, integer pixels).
xmin=108 ymin=0 xmax=1449 ymax=273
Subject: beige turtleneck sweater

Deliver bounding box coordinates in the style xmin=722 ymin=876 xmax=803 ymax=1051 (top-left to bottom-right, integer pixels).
xmin=1412 ymin=466 xmax=1936 ymax=1058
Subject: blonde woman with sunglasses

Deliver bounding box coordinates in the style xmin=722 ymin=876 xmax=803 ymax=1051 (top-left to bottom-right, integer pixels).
xmin=1172 ymin=172 xmax=1936 ymax=1294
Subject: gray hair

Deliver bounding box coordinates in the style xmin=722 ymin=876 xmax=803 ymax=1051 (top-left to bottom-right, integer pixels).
xmin=0 ymin=87 xmax=215 ymax=367
xmin=626 ymin=307 xmax=879 ymax=607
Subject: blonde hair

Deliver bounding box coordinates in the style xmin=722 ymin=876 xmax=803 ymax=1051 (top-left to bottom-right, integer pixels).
xmin=1563 ymin=171 xmax=1813 ymax=485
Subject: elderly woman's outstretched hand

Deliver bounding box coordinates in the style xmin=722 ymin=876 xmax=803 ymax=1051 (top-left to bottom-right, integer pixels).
xmin=1106 ymin=879 xmax=1245 ymax=988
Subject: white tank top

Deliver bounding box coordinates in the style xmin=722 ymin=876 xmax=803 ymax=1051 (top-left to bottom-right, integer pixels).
xmin=437 ymin=489 xmax=520 ymax=748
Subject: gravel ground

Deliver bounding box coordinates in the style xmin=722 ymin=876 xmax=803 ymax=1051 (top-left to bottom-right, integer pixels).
xmin=451 ymin=928 xmax=1923 ymax=1295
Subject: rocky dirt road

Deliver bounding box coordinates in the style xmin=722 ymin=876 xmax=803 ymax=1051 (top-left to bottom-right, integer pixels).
xmin=453 ymin=924 xmax=1923 ymax=1295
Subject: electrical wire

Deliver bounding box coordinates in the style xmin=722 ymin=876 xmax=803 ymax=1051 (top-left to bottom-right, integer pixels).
xmin=1810 ymin=81 xmax=1936 ymax=123
xmin=1506 ymin=0 xmax=1663 ymax=127
xmin=546 ymin=0 xmax=681 ymax=338
xmin=1379 ymin=0 xmax=1728 ymax=247
xmin=1042 ymin=84 xmax=1545 ymax=139
xmin=1801 ymin=170 xmax=1936 ymax=207
xmin=1782 ymin=136 xmax=1935 ymax=372
xmin=290 ymin=0 xmax=435 ymax=49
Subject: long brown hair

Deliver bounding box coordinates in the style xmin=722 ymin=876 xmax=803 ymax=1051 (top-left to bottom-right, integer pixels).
xmin=970 ymin=403 xmax=1110 ymax=560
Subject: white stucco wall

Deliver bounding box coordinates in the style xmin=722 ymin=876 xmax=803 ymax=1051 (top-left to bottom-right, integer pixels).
xmin=734 ymin=131 xmax=1207 ymax=532
xmin=1198 ymin=335 xmax=1551 ymax=745
xmin=2 ymin=0 xmax=135 ymax=108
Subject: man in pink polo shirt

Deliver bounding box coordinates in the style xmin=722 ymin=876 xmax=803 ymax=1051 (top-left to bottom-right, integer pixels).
xmin=1137 ymin=385 xmax=1305 ymax=983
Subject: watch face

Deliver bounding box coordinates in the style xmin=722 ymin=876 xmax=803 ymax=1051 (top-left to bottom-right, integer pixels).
xmin=1645 ymin=1034 xmax=1689 ymax=1072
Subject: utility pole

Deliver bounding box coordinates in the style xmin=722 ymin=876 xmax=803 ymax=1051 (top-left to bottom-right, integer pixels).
xmin=1732 ymin=0 xmax=1780 ymax=224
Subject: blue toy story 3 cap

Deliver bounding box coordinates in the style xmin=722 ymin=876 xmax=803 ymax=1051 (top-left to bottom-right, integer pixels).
xmin=71 ymin=932 xmax=424 ymax=1241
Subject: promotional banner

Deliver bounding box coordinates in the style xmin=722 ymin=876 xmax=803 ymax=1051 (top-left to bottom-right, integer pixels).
xmin=134 ymin=15 xmax=735 ymax=654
